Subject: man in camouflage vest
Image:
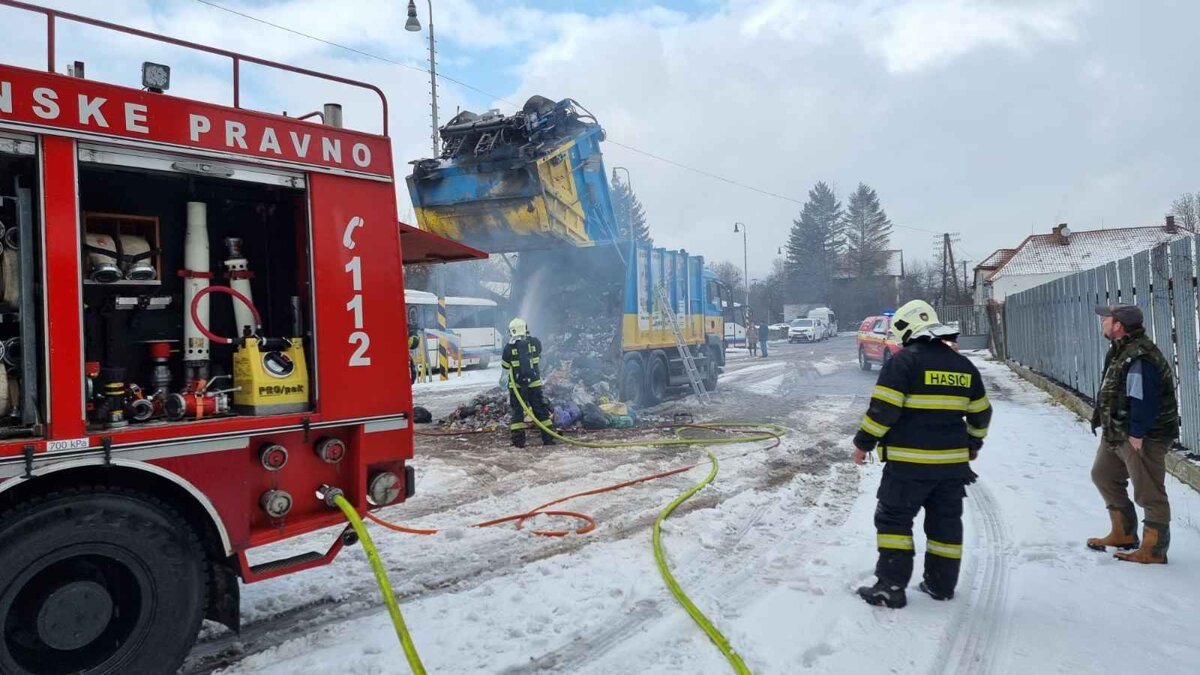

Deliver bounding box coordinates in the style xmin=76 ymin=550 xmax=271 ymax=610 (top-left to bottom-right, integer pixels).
xmin=1087 ymin=304 xmax=1178 ymax=564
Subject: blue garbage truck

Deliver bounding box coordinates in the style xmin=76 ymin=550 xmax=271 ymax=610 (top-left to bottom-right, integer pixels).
xmin=406 ymin=96 xmax=730 ymax=404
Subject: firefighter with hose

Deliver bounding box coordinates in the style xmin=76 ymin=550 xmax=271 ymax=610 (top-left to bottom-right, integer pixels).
xmin=852 ymin=300 xmax=992 ymax=609
xmin=502 ymin=318 xmax=556 ymax=447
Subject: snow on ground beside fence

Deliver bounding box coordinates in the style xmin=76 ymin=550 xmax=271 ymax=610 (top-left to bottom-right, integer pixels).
xmin=220 ymin=356 xmax=1200 ymax=674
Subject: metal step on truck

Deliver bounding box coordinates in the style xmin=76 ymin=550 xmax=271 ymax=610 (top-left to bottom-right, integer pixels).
xmin=0 ymin=2 xmax=483 ymax=672
xmin=406 ymin=96 xmax=732 ymax=406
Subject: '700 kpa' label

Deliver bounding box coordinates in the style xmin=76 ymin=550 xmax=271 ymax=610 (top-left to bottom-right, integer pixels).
xmin=47 ymin=438 xmax=91 ymax=452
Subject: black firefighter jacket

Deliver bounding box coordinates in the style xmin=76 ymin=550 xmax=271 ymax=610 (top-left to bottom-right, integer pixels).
xmin=853 ymin=339 xmax=993 ymax=479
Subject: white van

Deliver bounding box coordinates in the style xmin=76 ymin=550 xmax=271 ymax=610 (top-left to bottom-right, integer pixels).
xmin=808 ymin=307 xmax=838 ymax=338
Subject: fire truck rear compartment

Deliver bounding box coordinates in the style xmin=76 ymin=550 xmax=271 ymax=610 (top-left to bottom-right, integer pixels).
xmin=78 ymin=163 xmax=312 ymax=432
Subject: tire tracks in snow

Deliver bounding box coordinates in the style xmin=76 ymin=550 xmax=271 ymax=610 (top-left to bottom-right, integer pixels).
xmin=510 ymin=397 xmax=863 ymax=673
xmin=507 ymin=467 xmax=851 ymax=674
xmin=935 ymin=482 xmax=1012 ymax=675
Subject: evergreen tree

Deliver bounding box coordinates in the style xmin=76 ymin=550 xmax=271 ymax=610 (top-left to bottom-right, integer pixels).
xmin=844 ymin=183 xmax=894 ymax=278
xmin=610 ymin=176 xmax=652 ymax=243
xmin=784 ymin=181 xmax=843 ymax=302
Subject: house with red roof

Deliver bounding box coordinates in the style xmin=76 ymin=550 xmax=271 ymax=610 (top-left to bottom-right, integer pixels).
xmin=978 ymin=218 xmax=1190 ymax=302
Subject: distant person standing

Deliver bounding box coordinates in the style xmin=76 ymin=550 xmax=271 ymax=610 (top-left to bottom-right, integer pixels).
xmin=1087 ymin=304 xmax=1177 ymax=564
xmin=746 ymin=319 xmax=758 ymax=356
xmin=758 ymin=318 xmax=770 ymax=358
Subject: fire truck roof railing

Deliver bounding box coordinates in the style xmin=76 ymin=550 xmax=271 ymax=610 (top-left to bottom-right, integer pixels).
xmin=0 ymin=0 xmax=390 ymax=137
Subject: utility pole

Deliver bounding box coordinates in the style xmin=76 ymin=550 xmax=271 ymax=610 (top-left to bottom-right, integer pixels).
xmin=936 ymin=233 xmax=961 ymax=307
xmin=407 ymin=1 xmax=448 ymax=379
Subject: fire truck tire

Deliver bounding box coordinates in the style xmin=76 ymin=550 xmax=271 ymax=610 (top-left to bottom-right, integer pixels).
xmin=0 ymin=487 xmax=206 ymax=675
xmin=643 ymin=353 xmax=669 ymax=408
xmin=858 ymin=347 xmax=872 ymax=371
xmin=620 ymin=357 xmax=644 ymax=404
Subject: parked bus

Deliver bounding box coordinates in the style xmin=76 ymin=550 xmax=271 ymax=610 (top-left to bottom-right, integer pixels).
xmin=405 ymin=290 xmax=502 ymax=369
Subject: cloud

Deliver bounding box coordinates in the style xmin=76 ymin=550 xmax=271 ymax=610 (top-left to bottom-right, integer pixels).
xmin=2 ymin=0 xmax=1194 ymax=289
xmin=868 ymin=0 xmax=1085 ymax=74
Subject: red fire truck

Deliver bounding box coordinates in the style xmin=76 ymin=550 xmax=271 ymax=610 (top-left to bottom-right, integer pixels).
xmin=0 ymin=3 xmax=481 ymax=672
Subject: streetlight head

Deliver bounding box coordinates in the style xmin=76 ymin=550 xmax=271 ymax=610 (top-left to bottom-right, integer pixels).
xmin=405 ymin=0 xmax=421 ymax=31
xmin=733 ymin=223 xmax=741 ymax=232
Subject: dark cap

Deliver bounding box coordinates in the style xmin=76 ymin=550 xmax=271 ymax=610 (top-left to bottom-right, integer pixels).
xmin=1095 ymin=304 xmax=1143 ymax=326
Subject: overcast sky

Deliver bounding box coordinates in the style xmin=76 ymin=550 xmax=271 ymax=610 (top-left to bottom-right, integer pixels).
xmin=3 ymin=0 xmax=1197 ymax=278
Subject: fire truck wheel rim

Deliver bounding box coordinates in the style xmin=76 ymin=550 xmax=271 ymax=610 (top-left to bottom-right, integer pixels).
xmin=1 ymin=545 xmax=151 ymax=673
xmin=36 ymin=580 xmax=113 ymax=651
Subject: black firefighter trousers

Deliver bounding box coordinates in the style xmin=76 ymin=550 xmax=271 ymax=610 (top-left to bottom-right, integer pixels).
xmin=874 ymin=473 xmax=967 ymax=595
xmin=509 ymin=385 xmax=553 ymax=447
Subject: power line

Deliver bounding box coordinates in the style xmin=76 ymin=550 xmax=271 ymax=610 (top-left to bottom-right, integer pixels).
xmin=192 ymin=0 xmax=946 ymax=231
xmin=192 ymin=0 xmax=516 ymax=105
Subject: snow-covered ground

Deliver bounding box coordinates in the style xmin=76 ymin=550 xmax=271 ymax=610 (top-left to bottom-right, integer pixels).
xmin=194 ymin=349 xmax=1200 ymax=674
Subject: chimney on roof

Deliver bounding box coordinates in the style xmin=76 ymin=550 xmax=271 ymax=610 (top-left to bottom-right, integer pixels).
xmin=1165 ymin=215 xmax=1178 ymax=234
xmin=1052 ymin=223 xmax=1071 ymax=245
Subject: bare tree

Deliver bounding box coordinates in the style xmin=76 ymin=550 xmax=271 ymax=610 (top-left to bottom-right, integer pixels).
xmin=708 ymin=261 xmax=743 ymax=293
xmin=1170 ymin=192 xmax=1200 ymax=231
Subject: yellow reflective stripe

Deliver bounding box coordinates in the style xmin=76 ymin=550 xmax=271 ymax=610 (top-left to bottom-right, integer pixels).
xmin=529 ymin=380 xmax=544 ymax=388
xmin=501 ymin=361 xmax=512 ymax=369
xmin=871 ymin=385 xmax=906 ymax=407
xmin=967 ymin=396 xmax=991 ymax=413
xmin=967 ymin=424 xmax=988 ymax=439
xmin=531 ymin=357 xmax=540 ymax=364
xmin=509 ymin=422 xmax=529 ymax=430
xmin=927 ymin=539 xmax=963 ymax=559
xmin=877 ymin=534 xmax=915 ymax=551
xmin=860 ymin=415 xmax=890 ymax=438
xmin=885 ymin=446 xmax=971 ymax=464
xmin=904 ymin=394 xmax=969 ymax=411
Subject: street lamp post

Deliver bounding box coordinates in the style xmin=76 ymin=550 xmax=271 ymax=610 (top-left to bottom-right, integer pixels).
xmin=733 ymin=222 xmax=749 ymax=318
xmin=405 ymin=0 xmax=439 ymax=158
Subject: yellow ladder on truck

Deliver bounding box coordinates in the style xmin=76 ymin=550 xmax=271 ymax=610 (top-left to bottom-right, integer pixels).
xmin=656 ymin=283 xmax=712 ymax=405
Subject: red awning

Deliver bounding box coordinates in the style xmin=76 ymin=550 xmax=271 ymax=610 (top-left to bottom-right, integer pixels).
xmin=399 ymin=222 xmax=488 ymax=265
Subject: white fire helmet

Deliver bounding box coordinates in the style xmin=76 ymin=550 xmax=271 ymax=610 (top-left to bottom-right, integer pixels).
xmin=889 ymin=300 xmax=958 ymax=344
xmin=508 ymin=317 xmax=528 ymax=337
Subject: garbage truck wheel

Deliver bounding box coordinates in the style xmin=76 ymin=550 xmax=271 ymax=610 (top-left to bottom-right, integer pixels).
xmin=702 ymin=348 xmax=719 ymax=391
xmin=642 ymin=353 xmax=668 ymax=408
xmin=620 ymin=358 xmax=644 ymax=403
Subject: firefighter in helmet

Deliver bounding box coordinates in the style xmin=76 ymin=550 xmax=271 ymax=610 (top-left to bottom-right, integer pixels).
xmin=408 ymin=331 xmax=420 ymax=385
xmin=853 ymin=300 xmax=992 ymax=609
xmin=502 ymin=318 xmax=555 ymax=447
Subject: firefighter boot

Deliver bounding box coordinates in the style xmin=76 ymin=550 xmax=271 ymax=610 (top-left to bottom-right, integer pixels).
xmin=1114 ymin=522 xmax=1170 ymax=564
xmin=918 ymin=581 xmax=953 ymax=601
xmin=856 ymin=579 xmax=907 ymax=609
xmin=1087 ymin=505 xmax=1139 ymax=551
xmin=510 ymin=429 xmax=527 ymax=448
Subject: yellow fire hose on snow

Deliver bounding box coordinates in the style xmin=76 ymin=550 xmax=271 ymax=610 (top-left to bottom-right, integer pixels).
xmin=320 ymin=486 xmax=427 ymax=675
xmin=509 ymin=377 xmax=771 ymax=674
xmin=312 ymin=375 xmax=777 ymax=675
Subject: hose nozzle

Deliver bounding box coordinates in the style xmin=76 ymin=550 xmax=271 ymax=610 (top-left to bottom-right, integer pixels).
xmin=316 ymin=484 xmax=344 ymax=507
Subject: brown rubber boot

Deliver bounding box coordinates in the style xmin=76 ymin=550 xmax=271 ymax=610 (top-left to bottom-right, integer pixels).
xmin=1086 ymin=506 xmax=1139 ymax=551
xmin=1115 ymin=522 xmax=1169 ymax=564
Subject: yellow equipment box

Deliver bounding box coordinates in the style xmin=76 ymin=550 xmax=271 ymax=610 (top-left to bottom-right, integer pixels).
xmin=232 ymin=337 xmax=310 ymax=415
